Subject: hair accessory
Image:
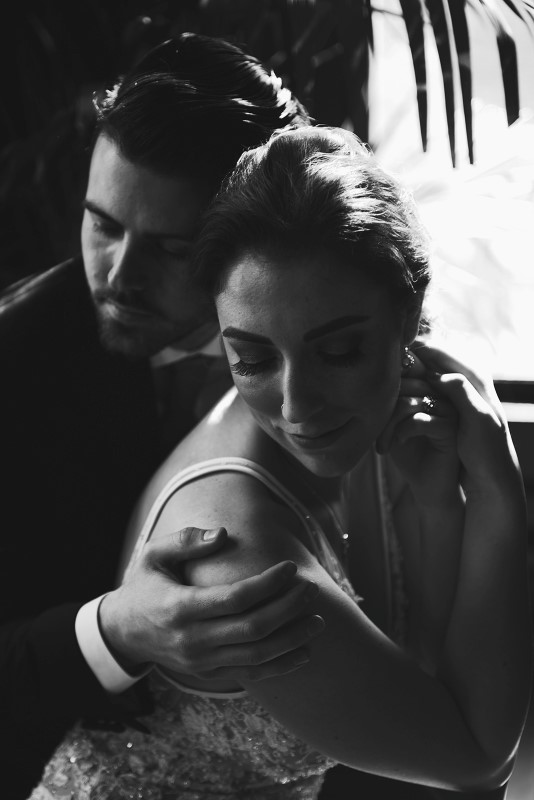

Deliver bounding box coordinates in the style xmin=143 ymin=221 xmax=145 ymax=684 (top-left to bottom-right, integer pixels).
xmin=422 ymin=395 xmax=436 ymax=412
xmin=402 ymin=347 xmax=415 ymax=369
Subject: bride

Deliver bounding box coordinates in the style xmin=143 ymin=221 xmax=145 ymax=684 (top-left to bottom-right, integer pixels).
xmin=31 ymin=126 xmax=532 ymax=799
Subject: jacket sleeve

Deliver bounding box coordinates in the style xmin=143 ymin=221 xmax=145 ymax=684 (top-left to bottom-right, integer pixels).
xmin=0 ymin=604 xmax=147 ymax=740
xmin=0 ymin=259 xmax=158 ymax=754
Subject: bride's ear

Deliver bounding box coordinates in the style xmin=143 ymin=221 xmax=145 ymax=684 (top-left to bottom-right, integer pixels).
xmin=401 ymin=292 xmax=425 ymax=346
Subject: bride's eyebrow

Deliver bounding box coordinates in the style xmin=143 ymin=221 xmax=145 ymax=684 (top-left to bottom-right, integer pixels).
xmin=304 ymin=315 xmax=369 ymax=341
xmin=221 ymin=328 xmax=272 ymax=344
xmin=222 ymin=314 xmax=369 ymax=345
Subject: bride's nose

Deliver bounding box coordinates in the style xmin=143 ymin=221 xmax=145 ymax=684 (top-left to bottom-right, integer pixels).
xmin=280 ymin=365 xmax=324 ymax=424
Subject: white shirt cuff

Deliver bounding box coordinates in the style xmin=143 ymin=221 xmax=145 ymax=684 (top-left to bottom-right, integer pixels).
xmin=75 ymin=595 xmax=152 ymax=693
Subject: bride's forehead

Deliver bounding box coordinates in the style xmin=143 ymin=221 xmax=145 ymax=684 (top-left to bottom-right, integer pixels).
xmin=217 ymin=248 xmax=386 ymax=308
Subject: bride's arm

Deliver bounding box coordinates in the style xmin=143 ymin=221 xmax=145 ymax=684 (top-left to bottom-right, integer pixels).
xmin=152 ymin=460 xmax=530 ymax=793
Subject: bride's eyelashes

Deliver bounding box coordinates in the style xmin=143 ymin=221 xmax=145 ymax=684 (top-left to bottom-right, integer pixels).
xmin=231 ymin=358 xmax=274 ymax=377
xmin=230 ymin=346 xmax=363 ymax=378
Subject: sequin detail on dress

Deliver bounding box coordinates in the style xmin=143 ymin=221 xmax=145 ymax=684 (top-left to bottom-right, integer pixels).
xmin=30 ymin=671 xmax=333 ymax=799
xmin=29 ymin=455 xmax=406 ymax=799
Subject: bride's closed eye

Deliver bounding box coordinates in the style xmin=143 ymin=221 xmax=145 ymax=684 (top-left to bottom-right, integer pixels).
xmin=320 ymin=346 xmax=362 ymax=367
xmin=230 ymin=346 xmax=363 ymax=378
xmin=230 ymin=357 xmax=276 ymax=377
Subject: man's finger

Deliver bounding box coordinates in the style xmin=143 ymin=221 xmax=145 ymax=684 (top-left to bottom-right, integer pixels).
xmin=198 ymin=579 xmax=320 ymax=645
xmin=147 ymin=526 xmax=228 ymax=570
xmin=190 ymin=561 xmax=303 ymax=620
xmin=197 ymin=649 xmax=312 ymax=682
xmin=194 ymin=614 xmax=325 ymax=679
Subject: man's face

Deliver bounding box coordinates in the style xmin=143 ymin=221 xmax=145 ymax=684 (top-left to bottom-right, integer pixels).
xmin=81 ymin=134 xmax=216 ymax=358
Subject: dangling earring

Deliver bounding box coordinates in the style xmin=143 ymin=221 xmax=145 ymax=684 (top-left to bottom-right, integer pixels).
xmin=401 ymin=346 xmax=415 ymax=369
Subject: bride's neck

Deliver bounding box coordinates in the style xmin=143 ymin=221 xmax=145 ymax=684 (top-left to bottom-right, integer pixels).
xmin=278 ymin=448 xmax=352 ymax=509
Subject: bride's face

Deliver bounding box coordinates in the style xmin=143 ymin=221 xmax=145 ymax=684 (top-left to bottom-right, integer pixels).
xmin=216 ymin=247 xmax=411 ymax=477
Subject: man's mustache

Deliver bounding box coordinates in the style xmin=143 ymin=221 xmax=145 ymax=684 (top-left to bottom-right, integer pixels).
xmin=94 ymin=288 xmax=153 ymax=317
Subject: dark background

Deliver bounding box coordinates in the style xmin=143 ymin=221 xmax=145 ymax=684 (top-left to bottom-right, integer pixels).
xmin=2 ymin=0 xmax=532 ymax=291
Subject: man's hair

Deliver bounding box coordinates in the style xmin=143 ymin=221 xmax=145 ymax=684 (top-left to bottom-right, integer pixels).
xmin=94 ymin=32 xmax=311 ymax=189
xmin=194 ymin=126 xmax=431 ymax=317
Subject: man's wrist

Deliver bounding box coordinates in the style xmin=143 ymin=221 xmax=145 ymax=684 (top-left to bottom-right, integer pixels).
xmin=97 ymin=593 xmax=152 ymax=676
xmin=75 ymin=595 xmax=152 ymax=693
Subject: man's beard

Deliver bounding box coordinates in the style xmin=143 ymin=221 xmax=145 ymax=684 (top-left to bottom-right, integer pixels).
xmin=95 ymin=314 xmax=153 ymax=359
xmin=90 ymin=286 xmax=217 ymax=360
xmin=92 ymin=300 xmax=174 ymax=360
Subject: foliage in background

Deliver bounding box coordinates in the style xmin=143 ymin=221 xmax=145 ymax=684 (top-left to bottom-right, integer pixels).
xmin=1 ymin=0 xmax=533 ymax=289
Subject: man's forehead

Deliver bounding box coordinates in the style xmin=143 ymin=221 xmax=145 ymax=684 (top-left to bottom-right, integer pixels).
xmin=87 ymin=135 xmax=213 ymax=234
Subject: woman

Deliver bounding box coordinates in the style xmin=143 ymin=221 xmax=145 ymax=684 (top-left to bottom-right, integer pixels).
xmin=30 ymin=127 xmax=532 ymax=799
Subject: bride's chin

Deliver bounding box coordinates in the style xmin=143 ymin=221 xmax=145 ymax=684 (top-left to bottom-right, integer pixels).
xmin=290 ymin=449 xmax=359 ymax=480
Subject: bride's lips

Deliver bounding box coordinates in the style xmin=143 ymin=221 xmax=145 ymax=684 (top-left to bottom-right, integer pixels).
xmin=284 ymin=419 xmax=353 ymax=451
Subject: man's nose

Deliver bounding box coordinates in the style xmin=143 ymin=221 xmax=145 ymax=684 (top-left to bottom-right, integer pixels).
xmin=280 ymin=366 xmax=324 ymax=424
xmin=107 ymin=237 xmax=146 ymax=293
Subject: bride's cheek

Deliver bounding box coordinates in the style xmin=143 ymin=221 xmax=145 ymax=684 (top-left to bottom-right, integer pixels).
xmin=236 ymin=379 xmax=279 ymax=417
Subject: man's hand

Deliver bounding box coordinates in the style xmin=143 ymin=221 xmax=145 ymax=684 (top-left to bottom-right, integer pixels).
xmin=99 ymin=526 xmax=324 ymax=682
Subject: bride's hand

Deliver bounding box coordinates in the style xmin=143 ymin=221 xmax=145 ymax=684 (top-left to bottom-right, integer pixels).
xmin=413 ymin=342 xmax=521 ymax=499
xmin=376 ymin=341 xmax=518 ymax=505
xmin=376 ymin=344 xmax=460 ymax=506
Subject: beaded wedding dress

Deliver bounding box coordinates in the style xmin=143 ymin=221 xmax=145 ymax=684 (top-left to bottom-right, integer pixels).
xmin=29 ymin=454 xmax=406 ymax=800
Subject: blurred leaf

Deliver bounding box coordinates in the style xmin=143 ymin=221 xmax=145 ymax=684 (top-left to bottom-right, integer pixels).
xmin=331 ymin=0 xmax=373 ymax=139
xmin=447 ymin=0 xmax=474 ymax=163
xmin=426 ymin=0 xmax=457 ymax=165
xmin=288 ymin=1 xmax=339 ymax=102
xmin=475 ymin=0 xmax=520 ymax=124
xmin=398 ymin=0 xmax=428 ymax=152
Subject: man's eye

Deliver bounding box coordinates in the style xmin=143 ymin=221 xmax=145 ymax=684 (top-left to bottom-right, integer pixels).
xmin=92 ymin=218 xmax=120 ymax=237
xmin=230 ymin=358 xmax=273 ymax=377
xmin=157 ymin=241 xmax=191 ymax=258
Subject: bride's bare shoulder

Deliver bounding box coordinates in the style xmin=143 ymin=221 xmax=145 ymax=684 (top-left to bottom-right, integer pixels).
xmin=155 ymin=465 xmax=313 ymax=586
xmin=133 ymin=388 xmax=263 ymax=524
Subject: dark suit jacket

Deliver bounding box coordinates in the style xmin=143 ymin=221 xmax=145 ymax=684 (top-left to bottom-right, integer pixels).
xmin=0 ymin=256 xmax=161 ymax=796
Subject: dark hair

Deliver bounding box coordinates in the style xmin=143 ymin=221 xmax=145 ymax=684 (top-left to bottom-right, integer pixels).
xmin=195 ymin=126 xmax=431 ymax=316
xmin=93 ymin=32 xmax=311 ymax=189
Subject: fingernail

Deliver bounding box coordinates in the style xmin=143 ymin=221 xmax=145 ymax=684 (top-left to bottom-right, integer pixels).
xmin=283 ymin=561 xmax=297 ymax=577
xmin=202 ymin=527 xmax=224 ymax=541
xmin=307 ymin=615 xmax=325 ymax=635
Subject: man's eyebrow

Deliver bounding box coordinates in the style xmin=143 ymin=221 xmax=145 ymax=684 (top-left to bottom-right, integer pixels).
xmin=83 ymin=199 xmax=115 ymax=223
xmin=222 ymin=315 xmax=369 ymax=346
xmin=83 ymin=199 xmax=193 ymax=243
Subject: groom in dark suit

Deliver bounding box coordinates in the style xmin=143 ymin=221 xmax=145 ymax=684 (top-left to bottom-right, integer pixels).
xmin=0 ymin=33 xmax=321 ymax=798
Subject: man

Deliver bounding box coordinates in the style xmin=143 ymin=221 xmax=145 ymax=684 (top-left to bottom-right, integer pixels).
xmin=0 ymin=33 xmax=322 ymax=797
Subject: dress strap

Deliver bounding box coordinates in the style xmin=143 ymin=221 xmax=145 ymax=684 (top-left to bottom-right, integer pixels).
xmin=372 ymin=450 xmax=408 ymax=644
xmin=125 ymin=456 xmax=355 ymax=598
